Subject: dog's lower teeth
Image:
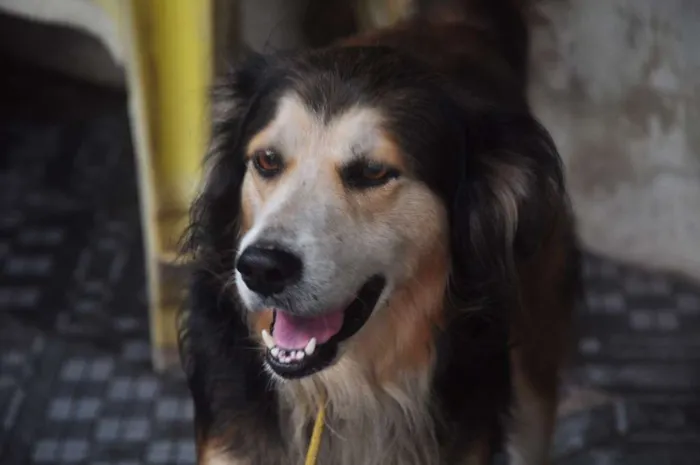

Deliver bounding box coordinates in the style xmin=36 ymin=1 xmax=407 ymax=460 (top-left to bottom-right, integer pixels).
xmin=268 ymin=343 xmax=315 ymax=364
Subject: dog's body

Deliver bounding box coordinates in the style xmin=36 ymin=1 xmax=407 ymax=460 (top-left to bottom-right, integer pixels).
xmin=180 ymin=1 xmax=579 ymax=464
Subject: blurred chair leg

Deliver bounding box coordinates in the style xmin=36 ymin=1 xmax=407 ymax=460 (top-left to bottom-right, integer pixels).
xmin=119 ymin=0 xmax=212 ymax=371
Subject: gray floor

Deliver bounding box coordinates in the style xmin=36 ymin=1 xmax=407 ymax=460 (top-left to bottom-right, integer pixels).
xmin=0 ymin=57 xmax=699 ymax=465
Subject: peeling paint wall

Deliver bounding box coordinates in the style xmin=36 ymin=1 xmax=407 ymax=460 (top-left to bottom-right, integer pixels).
xmin=529 ymin=0 xmax=700 ymax=280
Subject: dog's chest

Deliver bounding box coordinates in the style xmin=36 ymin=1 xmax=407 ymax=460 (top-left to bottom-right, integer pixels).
xmin=286 ymin=408 xmax=439 ymax=465
xmin=315 ymin=432 xmax=436 ymax=465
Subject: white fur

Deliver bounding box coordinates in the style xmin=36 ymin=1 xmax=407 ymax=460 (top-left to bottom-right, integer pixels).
xmin=277 ymin=354 xmax=440 ymax=465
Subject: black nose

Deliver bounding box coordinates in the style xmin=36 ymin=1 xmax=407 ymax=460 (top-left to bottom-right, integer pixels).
xmin=236 ymin=246 xmax=303 ymax=296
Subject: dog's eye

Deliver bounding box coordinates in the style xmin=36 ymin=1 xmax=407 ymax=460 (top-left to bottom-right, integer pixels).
xmin=252 ymin=149 xmax=283 ymax=178
xmin=362 ymin=163 xmax=389 ymax=180
xmin=342 ymin=160 xmax=399 ymax=189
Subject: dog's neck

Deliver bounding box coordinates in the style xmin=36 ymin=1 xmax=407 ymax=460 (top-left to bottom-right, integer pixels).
xmin=276 ymin=357 xmax=438 ymax=465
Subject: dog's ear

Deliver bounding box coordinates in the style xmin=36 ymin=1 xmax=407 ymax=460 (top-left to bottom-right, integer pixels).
xmin=183 ymin=53 xmax=272 ymax=269
xmin=448 ymin=111 xmax=565 ymax=310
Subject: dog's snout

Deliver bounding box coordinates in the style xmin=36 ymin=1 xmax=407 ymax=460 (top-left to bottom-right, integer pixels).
xmin=236 ymin=245 xmax=303 ymax=296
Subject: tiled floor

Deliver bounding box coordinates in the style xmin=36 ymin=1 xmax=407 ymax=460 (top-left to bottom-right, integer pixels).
xmin=1 ymin=57 xmax=699 ymax=465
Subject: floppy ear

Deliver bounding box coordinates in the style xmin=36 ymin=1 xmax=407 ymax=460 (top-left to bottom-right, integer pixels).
xmin=448 ymin=111 xmax=566 ymax=311
xmin=183 ymin=53 xmax=271 ymax=271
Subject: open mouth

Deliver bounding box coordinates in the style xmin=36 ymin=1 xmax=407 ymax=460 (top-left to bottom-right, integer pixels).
xmin=260 ymin=275 xmax=386 ymax=379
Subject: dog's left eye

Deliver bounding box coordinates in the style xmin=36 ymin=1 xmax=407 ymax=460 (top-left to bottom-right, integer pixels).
xmin=252 ymin=149 xmax=283 ymax=178
xmin=342 ymin=160 xmax=399 ymax=189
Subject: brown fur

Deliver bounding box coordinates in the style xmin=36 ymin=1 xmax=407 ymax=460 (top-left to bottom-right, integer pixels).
xmin=345 ymin=237 xmax=449 ymax=382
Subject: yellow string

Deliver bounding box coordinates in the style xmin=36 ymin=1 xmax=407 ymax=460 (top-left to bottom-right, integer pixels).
xmin=304 ymin=400 xmax=326 ymax=465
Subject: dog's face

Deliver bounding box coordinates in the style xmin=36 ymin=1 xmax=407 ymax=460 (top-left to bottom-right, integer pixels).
xmin=236 ymin=90 xmax=449 ymax=378
xmin=191 ymin=47 xmax=563 ymax=380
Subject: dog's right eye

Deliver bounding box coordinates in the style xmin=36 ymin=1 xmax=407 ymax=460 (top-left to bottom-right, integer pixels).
xmin=341 ymin=159 xmax=400 ymax=189
xmin=252 ymin=149 xmax=283 ymax=178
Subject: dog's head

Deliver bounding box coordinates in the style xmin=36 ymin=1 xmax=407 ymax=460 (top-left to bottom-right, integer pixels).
xmin=187 ymin=47 xmax=563 ymax=381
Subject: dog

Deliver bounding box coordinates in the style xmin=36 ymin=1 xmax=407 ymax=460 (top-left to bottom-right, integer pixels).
xmin=179 ymin=0 xmax=579 ymax=463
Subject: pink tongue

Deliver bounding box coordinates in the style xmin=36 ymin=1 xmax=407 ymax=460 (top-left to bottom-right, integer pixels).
xmin=272 ymin=310 xmax=344 ymax=349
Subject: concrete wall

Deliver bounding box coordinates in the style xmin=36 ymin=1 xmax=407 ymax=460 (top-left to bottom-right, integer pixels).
xmin=529 ymin=0 xmax=700 ymax=281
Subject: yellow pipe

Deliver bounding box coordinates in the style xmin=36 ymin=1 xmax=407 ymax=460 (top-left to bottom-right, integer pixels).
xmin=120 ymin=0 xmax=212 ymax=370
xmin=151 ymin=0 xmax=212 ymax=215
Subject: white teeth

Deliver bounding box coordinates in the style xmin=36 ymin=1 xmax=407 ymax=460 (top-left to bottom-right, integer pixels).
xmin=304 ymin=338 xmax=317 ymax=356
xmin=266 ymin=337 xmax=318 ymax=364
xmin=261 ymin=330 xmax=275 ymax=349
